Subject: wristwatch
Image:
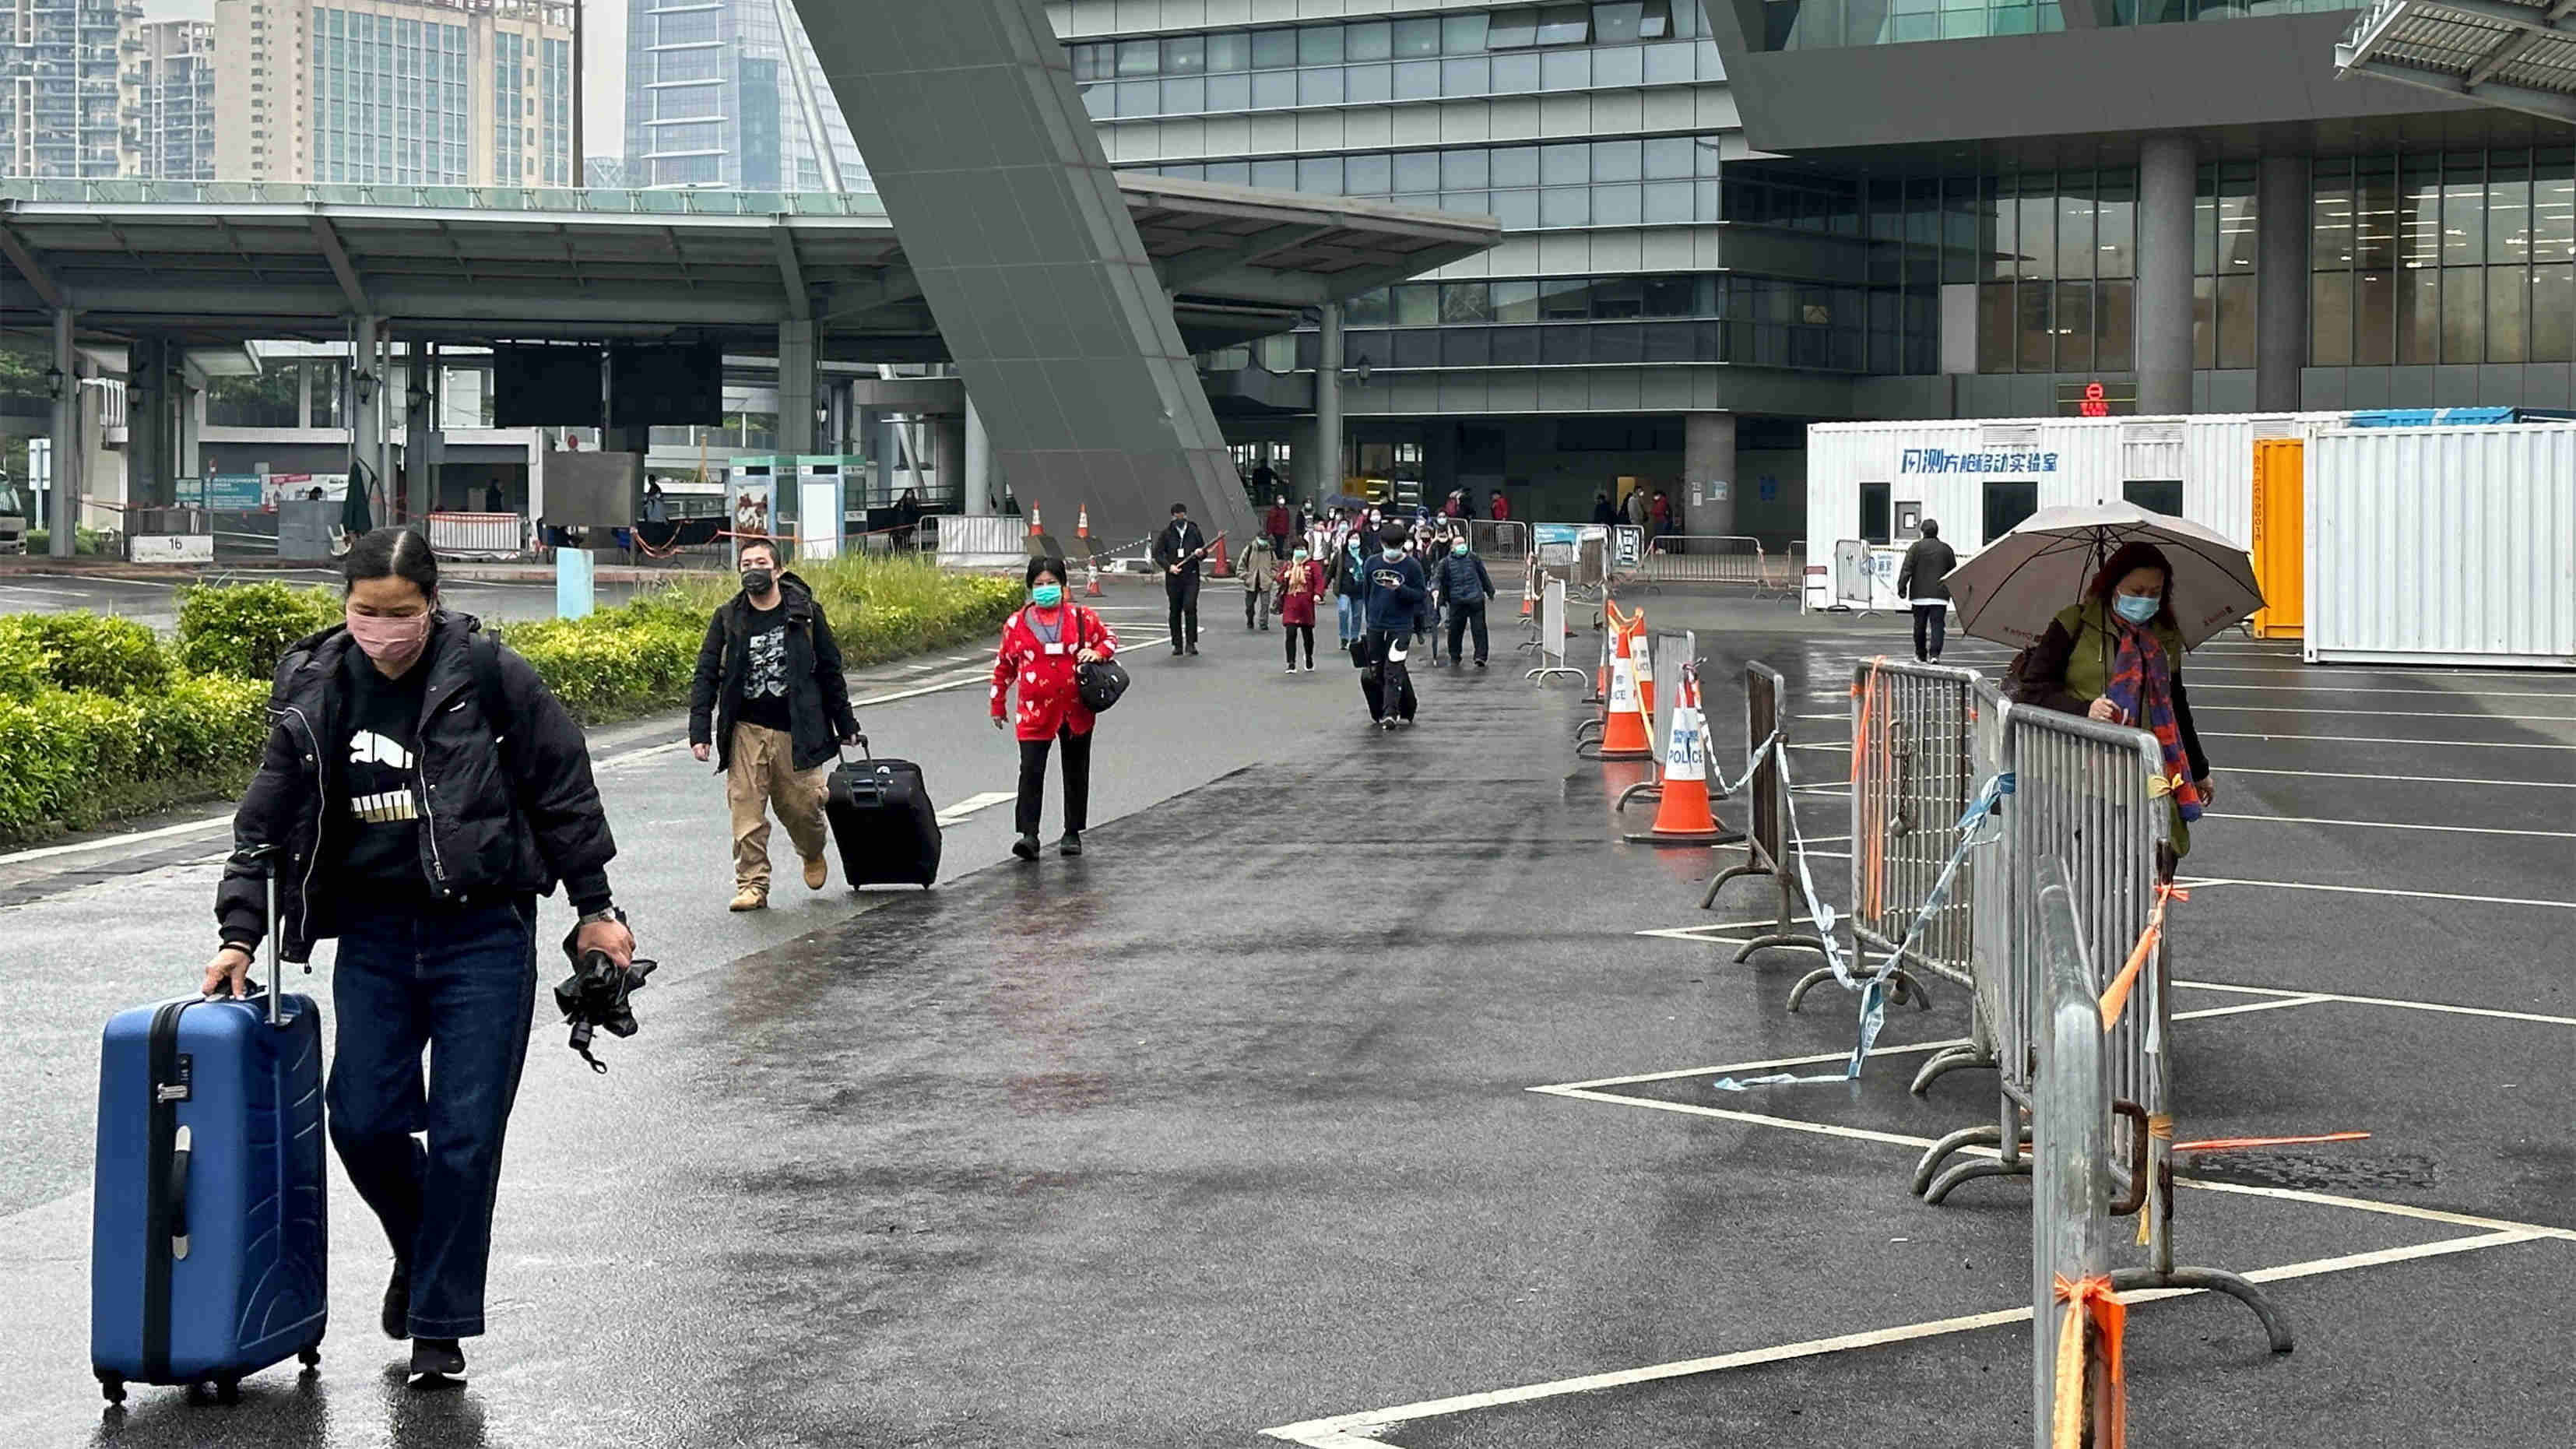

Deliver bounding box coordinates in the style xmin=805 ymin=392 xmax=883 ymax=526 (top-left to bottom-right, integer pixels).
xmin=575 ymin=906 xmax=623 ymax=929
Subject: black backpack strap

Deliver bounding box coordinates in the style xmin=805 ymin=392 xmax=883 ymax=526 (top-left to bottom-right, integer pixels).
xmin=471 ymin=632 xmax=514 ymax=740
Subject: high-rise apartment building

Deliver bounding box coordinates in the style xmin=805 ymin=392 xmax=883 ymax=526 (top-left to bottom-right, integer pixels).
xmin=2 ymin=0 xmax=142 ymax=179
xmin=212 ymin=0 xmax=575 ymax=186
xmin=131 ymin=17 xmax=216 ymax=179
xmin=622 ymin=0 xmax=866 ymax=192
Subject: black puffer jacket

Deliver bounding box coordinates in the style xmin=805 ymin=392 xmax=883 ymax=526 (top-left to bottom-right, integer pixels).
xmin=215 ymin=613 xmax=617 ymax=962
xmin=687 ymin=572 xmax=859 ymax=773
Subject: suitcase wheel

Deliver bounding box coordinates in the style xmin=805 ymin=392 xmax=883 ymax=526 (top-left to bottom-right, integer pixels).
xmin=298 ymin=1345 xmax=322 ymax=1370
xmin=96 ymin=1371 xmax=124 ymax=1406
xmin=187 ymin=1375 xmax=241 ymax=1405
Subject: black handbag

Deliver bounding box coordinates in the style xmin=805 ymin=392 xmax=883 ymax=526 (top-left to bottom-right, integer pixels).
xmin=1077 ymin=657 xmax=1130 ymax=713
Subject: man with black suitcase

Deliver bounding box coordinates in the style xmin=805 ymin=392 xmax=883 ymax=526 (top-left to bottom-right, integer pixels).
xmin=687 ymin=538 xmax=861 ymax=911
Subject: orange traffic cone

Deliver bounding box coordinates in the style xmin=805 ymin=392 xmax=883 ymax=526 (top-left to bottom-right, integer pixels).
xmin=1625 ymin=672 xmax=1735 ymax=845
xmin=1028 ymin=505 xmax=1043 ymax=537
xmin=1084 ymin=556 xmax=1104 ymax=597
xmin=1587 ymin=627 xmax=1654 ymax=761
xmin=1630 ymin=613 xmax=1656 ymax=725
xmin=1211 ymin=533 xmax=1233 ymax=579
xmin=1077 ymin=505 xmax=1090 ymax=542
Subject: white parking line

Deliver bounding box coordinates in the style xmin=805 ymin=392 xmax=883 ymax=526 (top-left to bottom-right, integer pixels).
xmin=2184 ymin=877 xmax=2575 ymax=911
xmin=933 ymin=791 xmax=1015 ymax=826
xmin=0 ymin=812 xmax=232 ymax=865
xmin=2195 ymin=705 xmax=2576 ymax=722
xmin=2216 ymin=765 xmax=2576 ymax=790
xmin=2205 ymin=811 xmax=2576 ymax=839
xmin=2204 ymin=732 xmax=2576 ymax=751
xmin=2191 ymin=682 xmax=2576 ymax=700
xmin=2174 ymin=980 xmax=2576 ymax=1028
xmin=1260 ymin=1232 xmax=2545 ymax=1447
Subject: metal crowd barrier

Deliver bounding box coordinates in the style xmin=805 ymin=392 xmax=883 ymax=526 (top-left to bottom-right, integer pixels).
xmin=1635 ymin=534 xmax=1769 ymax=587
xmin=2029 ymin=858 xmax=2118 ymax=1449
xmin=425 ymin=511 xmax=525 ymax=558
xmin=1700 ymin=661 xmax=1831 ymax=965
xmin=1916 ymin=696 xmax=2290 ymax=1352
xmin=1786 ymin=659 xmax=1984 ymax=1014
xmin=1464 ymin=519 xmax=1530 ymax=563
xmin=1914 ymin=677 xmax=2012 ymax=1094
xmin=1524 ymin=577 xmax=1583 ymax=685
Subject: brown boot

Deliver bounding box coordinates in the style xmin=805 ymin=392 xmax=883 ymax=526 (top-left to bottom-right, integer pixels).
xmin=803 ymin=854 xmax=828 ymax=890
xmin=729 ymin=885 xmax=767 ymax=912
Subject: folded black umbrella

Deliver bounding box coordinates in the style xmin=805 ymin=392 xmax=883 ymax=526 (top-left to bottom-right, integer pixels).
xmin=554 ymin=928 xmax=658 ymax=1074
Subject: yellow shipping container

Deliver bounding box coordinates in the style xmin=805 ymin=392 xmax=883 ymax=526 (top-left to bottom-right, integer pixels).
xmin=2249 ymin=437 xmax=2303 ymax=639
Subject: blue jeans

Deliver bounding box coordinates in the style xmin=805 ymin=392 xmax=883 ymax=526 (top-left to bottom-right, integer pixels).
xmin=1336 ymin=593 xmax=1361 ymax=642
xmin=326 ymin=899 xmax=539 ymax=1339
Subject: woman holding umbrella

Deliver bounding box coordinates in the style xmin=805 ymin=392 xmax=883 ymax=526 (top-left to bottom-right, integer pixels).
xmin=2015 ymin=540 xmax=2215 ymax=853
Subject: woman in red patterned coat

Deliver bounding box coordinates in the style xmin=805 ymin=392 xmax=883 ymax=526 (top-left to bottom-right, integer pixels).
xmin=990 ymin=556 xmax=1118 ymax=861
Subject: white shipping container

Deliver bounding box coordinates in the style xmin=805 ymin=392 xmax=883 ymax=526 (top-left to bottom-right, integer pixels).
xmin=2304 ymin=424 xmax=2576 ymax=668
xmin=1804 ymin=413 xmax=2340 ymax=557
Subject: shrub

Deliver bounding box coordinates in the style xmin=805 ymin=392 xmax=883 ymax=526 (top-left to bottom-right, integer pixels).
xmin=138 ymin=674 xmax=269 ymax=778
xmin=175 ymin=581 xmax=340 ymax=680
xmin=0 ymin=621 xmax=49 ymax=701
xmin=0 ymin=614 xmax=170 ymax=697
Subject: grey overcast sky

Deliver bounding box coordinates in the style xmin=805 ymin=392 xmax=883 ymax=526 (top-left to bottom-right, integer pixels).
xmin=145 ymin=0 xmax=631 ymax=164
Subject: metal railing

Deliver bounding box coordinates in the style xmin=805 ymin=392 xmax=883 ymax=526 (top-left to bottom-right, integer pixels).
xmin=1914 ymin=676 xmax=2013 ymax=1095
xmin=1915 ymin=695 xmax=2292 ymax=1352
xmin=0 ymin=178 xmax=891 ymax=218
xmin=2030 ymin=857 xmax=2117 ymax=1449
xmin=1632 ymin=534 xmax=1769 ymax=586
xmin=1700 ymin=660 xmax=1831 ymax=965
xmin=1524 ymin=577 xmax=1583 ymax=684
xmin=424 ymin=511 xmax=524 ymax=559
xmin=1789 ymin=659 xmax=1984 ymax=1015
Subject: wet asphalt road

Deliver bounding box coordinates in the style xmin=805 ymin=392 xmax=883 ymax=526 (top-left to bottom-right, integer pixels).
xmin=0 ymin=588 xmax=2568 ymax=1447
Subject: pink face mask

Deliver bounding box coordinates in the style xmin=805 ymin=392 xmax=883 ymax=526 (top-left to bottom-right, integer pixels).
xmin=346 ymin=607 xmax=432 ymax=672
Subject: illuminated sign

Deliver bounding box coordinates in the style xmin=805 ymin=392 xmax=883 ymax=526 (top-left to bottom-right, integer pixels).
xmin=2058 ymin=380 xmax=2138 ymax=417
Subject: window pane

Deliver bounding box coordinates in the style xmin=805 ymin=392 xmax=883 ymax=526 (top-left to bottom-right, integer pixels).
xmin=1594 ymin=139 xmax=1642 ymax=183
xmin=1347 ymin=154 xmax=1393 ymax=194
xmin=2534 ymin=264 xmax=2574 ymax=362
xmin=1538 ymin=5 xmax=1592 ymax=44
xmin=2442 ymin=160 xmax=2484 ymax=266
xmin=1117 ymin=40 xmax=1158 ymax=76
xmin=2311 ymin=271 xmax=2353 ymax=366
xmin=1442 ymin=282 xmax=1495 ymax=323
xmin=2398 ymin=168 xmax=2441 ymax=275
xmin=2216 ymin=273 xmax=2256 ymax=370
xmin=1642 ymin=137 xmax=1694 ymax=181
xmin=1393 ymin=60 xmax=1439 ymax=99
xmin=1492 ymin=326 xmax=1542 ymax=365
xmin=1205 ymin=160 xmax=1249 ymax=185
xmin=1445 ymin=13 xmax=1489 ymax=51
xmin=1594 ymin=2 xmax=1647 ymax=44
xmin=1492 ymin=189 xmax=1540 ymax=228
xmin=1643 ymin=275 xmax=1695 ymax=316
xmin=1441 ymin=57 xmax=1490 ymax=94
xmin=1252 ymin=159 xmax=1294 ymax=190
xmin=1348 ymin=22 xmax=1391 ymax=60
xmin=1393 ymin=283 xmax=1439 ymax=325
xmin=2193 ymin=276 xmax=2216 ymax=369
xmin=2397 ymin=266 xmax=2438 ymax=364
xmin=1644 ymin=181 xmax=1692 ymax=223
xmin=1977 ymin=282 xmax=2015 ymax=372
xmin=1861 ymin=482 xmax=1891 ymax=546
xmin=1251 ymin=29 xmax=1296 ymax=68
xmin=1207 ymin=33 xmax=1251 ymax=72
xmin=1394 ymin=151 xmax=1440 ymax=192
xmin=1115 ymin=80 xmax=1155 ymax=114
xmin=2017 ymin=280 xmax=2052 ymax=372
xmin=1492 ymin=280 xmax=1540 ymax=322
xmin=1345 ymin=288 xmax=1390 ymax=325
xmin=2313 ymin=170 xmax=2354 ymax=271
xmin=1541 ymin=187 xmax=1590 ymax=227
xmin=2055 ymin=280 xmax=2093 ymax=373
xmin=1298 ymin=157 xmax=1343 ymax=194
xmin=1299 ymin=67 xmax=1344 ymax=104
xmin=2057 ymin=181 xmax=2093 ymax=280
xmin=2124 ymin=480 xmax=2183 ymax=517
xmin=1161 ymin=77 xmax=1204 ymax=112
xmin=1492 ymin=146 xmax=1540 ymax=187
xmin=1541 ymin=48 xmax=1590 ymax=88
xmin=2437 ymin=267 xmax=2481 ymax=363
xmin=1641 ymin=0 xmax=1675 ymax=37
xmin=1393 ymin=18 xmax=1441 ymax=56
xmin=1206 ymin=72 xmax=1250 ymax=109
xmin=1253 ymin=69 xmax=1295 ymax=106
xmin=1443 ymin=149 xmax=1489 ymax=189
xmin=1541 ymin=143 xmax=1587 ymax=186
xmin=1592 ymin=44 xmax=1643 ymax=85
xmin=1541 ymin=277 xmax=1590 ymax=318
xmin=1346 ymin=64 xmax=1389 ymax=102
xmin=2487 ymin=157 xmax=2531 ymax=266
xmin=2487 ymin=266 xmax=2527 ymax=362
xmin=1490 ymin=9 xmax=1538 ymax=47
xmin=2355 ymin=164 xmax=2398 ymax=270
xmin=2355 ymin=266 xmax=2394 ymax=366
xmin=1298 ymin=26 xmax=1342 ymax=65
xmin=1492 ymin=53 xmax=1541 ymax=90
xmin=1987 ymin=183 xmax=2018 ymax=281
xmin=1597 ymin=185 xmax=1643 ymax=225
xmin=1983 ymin=480 xmax=2039 ymax=543
xmin=2096 ymin=277 xmax=2134 ymax=371
xmin=1161 ymin=36 xmax=1205 ymax=73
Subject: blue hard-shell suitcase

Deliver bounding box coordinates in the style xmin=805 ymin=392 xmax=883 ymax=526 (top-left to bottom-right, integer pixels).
xmin=90 ymin=866 xmax=327 ymax=1404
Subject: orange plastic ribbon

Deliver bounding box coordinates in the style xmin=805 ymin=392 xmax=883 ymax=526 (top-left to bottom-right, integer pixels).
xmin=2051 ymin=1274 xmax=2128 ymax=1449
xmin=2098 ymin=884 xmax=2187 ymax=1032
xmin=1852 ymin=658 xmax=1888 ymax=916
xmin=2174 ymin=1131 xmax=2370 ymax=1152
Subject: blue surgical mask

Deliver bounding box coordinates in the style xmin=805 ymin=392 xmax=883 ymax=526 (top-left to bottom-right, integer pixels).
xmin=1451 ymin=541 xmax=1467 ymax=556
xmin=1030 ymin=583 xmax=1063 ymax=607
xmin=1383 ymin=546 xmax=1404 ymax=561
xmin=2113 ymin=593 xmax=2160 ymax=624
xmin=1293 ymin=549 xmax=1309 ymax=562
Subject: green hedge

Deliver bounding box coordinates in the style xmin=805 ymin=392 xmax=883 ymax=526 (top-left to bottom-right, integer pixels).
xmin=0 ymin=556 xmax=1019 ymax=843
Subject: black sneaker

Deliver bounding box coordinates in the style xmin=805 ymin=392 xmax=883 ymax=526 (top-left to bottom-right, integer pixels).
xmin=1186 ymin=643 xmax=1200 ymax=655
xmin=381 ymin=1264 xmax=410 ymax=1340
xmin=1474 ymin=659 xmax=1488 ymax=669
xmin=1059 ymin=832 xmax=1083 ymax=857
xmin=1010 ymin=835 xmax=1040 ymax=862
xmin=408 ymin=1337 xmax=466 ymax=1384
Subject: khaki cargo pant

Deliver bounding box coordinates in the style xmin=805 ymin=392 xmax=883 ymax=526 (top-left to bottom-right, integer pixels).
xmin=729 ymin=722 xmax=829 ymax=893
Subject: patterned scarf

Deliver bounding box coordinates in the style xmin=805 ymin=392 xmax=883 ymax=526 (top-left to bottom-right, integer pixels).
xmin=2103 ymin=620 xmax=2203 ymax=822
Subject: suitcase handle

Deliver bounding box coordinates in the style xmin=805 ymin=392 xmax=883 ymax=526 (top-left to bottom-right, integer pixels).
xmin=167 ymin=1135 xmax=191 ymax=1244
xmin=233 ymin=844 xmax=286 ymax=1028
xmin=839 ymin=733 xmax=871 ymax=765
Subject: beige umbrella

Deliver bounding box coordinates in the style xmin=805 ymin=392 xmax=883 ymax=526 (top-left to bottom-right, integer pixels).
xmin=1945 ymin=504 xmax=2264 ymax=650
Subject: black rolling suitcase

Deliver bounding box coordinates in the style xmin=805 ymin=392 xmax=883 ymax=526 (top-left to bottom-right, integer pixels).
xmin=825 ymin=735 xmax=941 ymax=888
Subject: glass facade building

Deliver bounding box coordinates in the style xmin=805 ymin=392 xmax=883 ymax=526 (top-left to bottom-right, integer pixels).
xmin=623 ymin=0 xmax=868 ymax=192
xmin=0 ymin=0 xmax=133 ymax=178
xmin=133 ymin=19 xmax=220 ymax=181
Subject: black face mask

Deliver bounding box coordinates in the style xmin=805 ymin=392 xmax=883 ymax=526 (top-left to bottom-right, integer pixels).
xmin=741 ymin=568 xmax=775 ymax=595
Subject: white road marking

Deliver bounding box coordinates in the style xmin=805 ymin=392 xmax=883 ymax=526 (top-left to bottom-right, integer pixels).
xmin=2204 ymin=811 xmax=2576 ymax=839
xmin=933 ymin=790 xmax=1015 ymax=826
xmin=0 ymin=812 xmax=232 ymax=865
xmin=2174 ymin=979 xmax=2576 ymax=1028
xmin=2184 ymin=877 xmax=2575 ymax=911
xmin=2205 ymin=732 xmax=2576 ymax=751
xmin=2216 ymin=765 xmax=2576 ymax=790
xmin=2190 ymin=682 xmax=2576 ymax=700
xmin=1259 ymin=1233 xmax=2549 ymax=1444
xmin=2195 ymin=705 xmax=2576 ymax=722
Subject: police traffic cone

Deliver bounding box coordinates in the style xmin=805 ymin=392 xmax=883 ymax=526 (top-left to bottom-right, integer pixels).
xmin=1210 ymin=533 xmax=1232 ymax=579
xmin=1077 ymin=505 xmax=1090 ymax=543
xmin=1084 ymin=555 xmax=1104 ymax=597
xmin=1624 ymin=671 xmax=1737 ymax=846
xmin=1630 ymin=613 xmax=1656 ymax=725
xmin=1583 ymin=628 xmax=1654 ymax=761
xmin=1028 ymin=505 xmax=1043 ymax=538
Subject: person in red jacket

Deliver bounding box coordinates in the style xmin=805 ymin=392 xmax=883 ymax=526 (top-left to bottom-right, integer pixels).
xmin=1276 ymin=543 xmax=1328 ymax=673
xmin=1263 ymin=495 xmax=1294 ymax=557
xmin=1488 ymin=491 xmax=1509 ymax=522
xmin=990 ymin=557 xmax=1118 ymax=860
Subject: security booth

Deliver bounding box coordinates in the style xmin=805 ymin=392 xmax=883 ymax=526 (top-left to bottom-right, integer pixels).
xmin=793 ymin=455 xmax=849 ymax=563
xmin=539 ymin=444 xmax=643 ymax=619
xmin=726 ymin=455 xmax=784 ymax=567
